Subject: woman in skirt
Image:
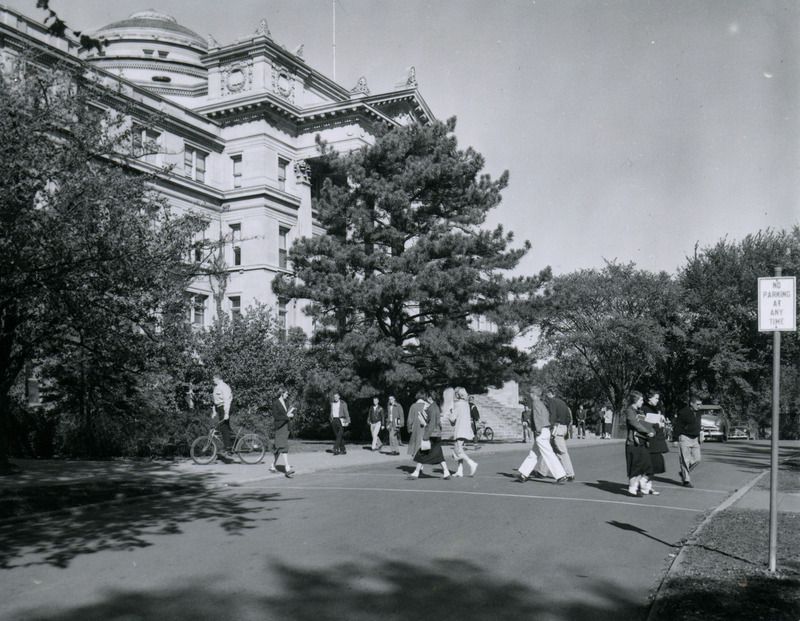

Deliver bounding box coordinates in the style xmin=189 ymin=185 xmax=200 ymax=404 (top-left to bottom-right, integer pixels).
xmin=407 ymin=392 xmax=452 ymax=480
xmin=447 ymin=387 xmax=479 ymax=477
xmin=270 ymin=388 xmax=295 ymax=477
xmin=642 ymin=391 xmax=669 ymax=494
xmin=625 ymin=391 xmax=655 ymax=497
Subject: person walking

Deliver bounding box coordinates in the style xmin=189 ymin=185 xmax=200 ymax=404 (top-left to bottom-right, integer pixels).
xmin=601 ymin=404 xmax=613 ymax=438
xmin=544 ymin=389 xmax=576 ymax=481
xmin=674 ymin=395 xmax=703 ymax=488
xmin=447 ymin=388 xmax=479 ymax=477
xmin=521 ymin=403 xmax=533 ymax=443
xmin=211 ymin=374 xmax=233 ymax=458
xmin=330 ymin=392 xmax=350 ymax=455
xmin=641 ymin=391 xmax=669 ymax=494
xmin=367 ymin=396 xmax=384 ymax=451
xmin=407 ymin=392 xmax=451 ymax=480
xmin=269 ymin=388 xmax=295 ymax=476
xmin=625 ymin=391 xmax=656 ymax=497
xmin=575 ymin=404 xmax=587 ymax=439
xmin=385 ymin=395 xmax=404 ymax=454
xmin=513 ymin=385 xmax=567 ymax=484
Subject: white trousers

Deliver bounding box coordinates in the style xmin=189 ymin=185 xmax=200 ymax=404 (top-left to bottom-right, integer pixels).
xmin=517 ymin=427 xmax=566 ymax=480
xmin=370 ymin=422 xmax=382 ymax=450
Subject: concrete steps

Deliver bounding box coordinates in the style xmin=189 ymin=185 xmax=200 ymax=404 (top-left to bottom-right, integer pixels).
xmin=441 ymin=393 xmax=525 ymax=442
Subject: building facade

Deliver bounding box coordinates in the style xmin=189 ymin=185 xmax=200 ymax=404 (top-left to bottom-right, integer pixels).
xmin=0 ymin=7 xmax=434 ymax=333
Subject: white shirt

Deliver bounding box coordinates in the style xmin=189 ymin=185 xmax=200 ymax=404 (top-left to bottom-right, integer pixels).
xmin=331 ymin=401 xmax=341 ymax=418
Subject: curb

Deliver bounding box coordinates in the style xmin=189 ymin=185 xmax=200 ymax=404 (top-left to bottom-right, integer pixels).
xmin=645 ymin=467 xmax=772 ymax=621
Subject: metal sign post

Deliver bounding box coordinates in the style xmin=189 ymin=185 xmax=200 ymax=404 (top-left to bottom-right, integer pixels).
xmin=758 ymin=270 xmax=796 ymax=573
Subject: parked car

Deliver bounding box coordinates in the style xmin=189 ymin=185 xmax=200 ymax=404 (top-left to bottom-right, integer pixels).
xmin=729 ymin=425 xmax=752 ymax=440
xmin=698 ymin=405 xmax=729 ymax=442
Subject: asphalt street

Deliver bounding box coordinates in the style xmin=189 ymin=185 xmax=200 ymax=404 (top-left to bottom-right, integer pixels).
xmin=0 ymin=440 xmax=792 ymax=621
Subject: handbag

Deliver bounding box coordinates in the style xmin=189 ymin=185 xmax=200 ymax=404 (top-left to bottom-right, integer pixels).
xmin=420 ymin=439 xmax=431 ymax=451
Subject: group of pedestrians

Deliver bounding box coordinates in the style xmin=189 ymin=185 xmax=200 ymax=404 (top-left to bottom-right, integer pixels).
xmin=211 ymin=374 xmax=703 ymax=493
xmin=514 ymin=387 xmax=575 ymax=484
xmin=624 ymin=391 xmax=703 ymax=497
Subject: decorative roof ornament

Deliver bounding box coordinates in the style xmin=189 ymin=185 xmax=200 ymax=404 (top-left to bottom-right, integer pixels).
xmin=208 ymin=33 xmax=219 ymax=48
xmin=350 ymin=76 xmax=370 ymax=96
xmin=255 ymin=19 xmax=271 ymax=37
xmin=293 ymin=44 xmax=304 ymax=59
xmin=394 ymin=66 xmax=417 ymax=89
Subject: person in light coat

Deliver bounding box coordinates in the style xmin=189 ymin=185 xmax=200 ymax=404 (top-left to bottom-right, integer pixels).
xmin=447 ymin=387 xmax=478 ymax=477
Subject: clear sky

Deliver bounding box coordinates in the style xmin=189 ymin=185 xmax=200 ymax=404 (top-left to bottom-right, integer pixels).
xmin=5 ymin=0 xmax=799 ymax=276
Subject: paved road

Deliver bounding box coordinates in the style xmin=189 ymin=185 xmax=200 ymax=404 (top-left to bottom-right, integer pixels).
xmin=0 ymin=440 xmax=792 ymax=621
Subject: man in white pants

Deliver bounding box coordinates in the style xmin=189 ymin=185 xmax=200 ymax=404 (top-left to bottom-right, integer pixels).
xmin=513 ymin=386 xmax=567 ymax=485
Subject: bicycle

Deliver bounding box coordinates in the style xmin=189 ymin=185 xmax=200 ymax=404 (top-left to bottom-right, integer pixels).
xmin=474 ymin=420 xmax=494 ymax=443
xmin=190 ymin=423 xmax=267 ymax=465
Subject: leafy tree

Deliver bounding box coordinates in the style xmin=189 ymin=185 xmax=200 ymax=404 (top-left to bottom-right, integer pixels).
xmin=0 ymin=54 xmax=206 ymax=467
xmin=274 ymin=118 xmax=545 ymax=402
xmin=196 ymin=304 xmax=324 ymax=438
xmin=679 ymin=228 xmax=799 ymax=436
xmin=532 ymin=262 xmax=682 ymax=435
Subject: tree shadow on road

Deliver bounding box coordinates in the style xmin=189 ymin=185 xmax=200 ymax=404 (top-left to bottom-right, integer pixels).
xmin=10 ymin=557 xmax=653 ymax=621
xmin=0 ymin=468 xmax=287 ymax=569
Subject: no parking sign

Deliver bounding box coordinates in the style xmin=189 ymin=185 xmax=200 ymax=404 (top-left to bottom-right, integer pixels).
xmin=758 ymin=276 xmax=796 ymax=332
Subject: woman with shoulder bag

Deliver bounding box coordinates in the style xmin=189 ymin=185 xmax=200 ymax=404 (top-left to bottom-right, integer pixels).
xmin=407 ymin=392 xmax=452 ymax=480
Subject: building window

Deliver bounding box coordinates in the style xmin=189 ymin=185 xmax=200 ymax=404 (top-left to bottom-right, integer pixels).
xmin=229 ymin=296 xmax=241 ymax=318
xmin=279 ymin=226 xmax=290 ymax=269
xmin=132 ymin=125 xmax=161 ymax=164
xmin=187 ymin=293 xmax=208 ymax=326
xmin=278 ymin=157 xmax=288 ymax=191
xmin=184 ymin=146 xmax=207 ymax=183
xmin=230 ymin=223 xmax=242 ymax=266
xmin=231 ymin=155 xmax=242 ymax=188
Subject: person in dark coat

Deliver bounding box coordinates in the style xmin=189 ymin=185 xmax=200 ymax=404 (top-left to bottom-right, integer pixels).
xmin=625 ymin=391 xmax=656 ymax=497
xmin=673 ymin=395 xmax=703 ymax=488
xmin=270 ymin=388 xmax=295 ymax=476
xmin=641 ymin=391 xmax=669 ymax=494
xmin=407 ymin=392 xmax=452 ymax=480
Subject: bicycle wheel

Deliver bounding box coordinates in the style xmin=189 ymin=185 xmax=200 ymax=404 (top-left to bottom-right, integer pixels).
xmin=236 ymin=433 xmax=266 ymax=464
xmin=190 ymin=436 xmax=217 ymax=465
xmin=484 ymin=427 xmax=494 ymax=442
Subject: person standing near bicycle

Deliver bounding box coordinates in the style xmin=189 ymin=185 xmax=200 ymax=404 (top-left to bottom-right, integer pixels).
xmin=468 ymin=395 xmax=480 ymax=444
xmin=211 ymin=374 xmax=233 ymax=458
xmin=270 ymin=388 xmax=296 ymax=476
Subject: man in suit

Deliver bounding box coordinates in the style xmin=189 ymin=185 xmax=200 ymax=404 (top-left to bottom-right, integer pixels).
xmin=385 ymin=395 xmax=404 ymax=454
xmin=330 ymin=392 xmax=350 ymax=455
xmin=368 ymin=396 xmax=385 ymax=451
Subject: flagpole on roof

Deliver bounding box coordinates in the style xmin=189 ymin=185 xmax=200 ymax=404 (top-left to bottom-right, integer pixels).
xmin=332 ymin=0 xmax=336 ymax=81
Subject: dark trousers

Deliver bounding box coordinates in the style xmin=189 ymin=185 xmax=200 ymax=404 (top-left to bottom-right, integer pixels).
xmin=218 ymin=418 xmax=232 ymax=452
xmin=331 ymin=418 xmax=346 ymax=453
xmin=576 ymin=420 xmax=586 ymax=438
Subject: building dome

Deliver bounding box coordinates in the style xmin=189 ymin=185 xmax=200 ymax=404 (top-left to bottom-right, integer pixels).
xmin=96 ymin=10 xmax=206 ymax=48
xmin=86 ymin=10 xmax=208 ymax=100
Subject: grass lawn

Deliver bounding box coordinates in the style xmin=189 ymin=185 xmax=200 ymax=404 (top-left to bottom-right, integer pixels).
xmin=652 ymin=464 xmax=800 ymax=621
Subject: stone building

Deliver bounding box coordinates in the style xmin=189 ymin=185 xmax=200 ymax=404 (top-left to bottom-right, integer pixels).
xmin=0 ymin=6 xmax=434 ymax=333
